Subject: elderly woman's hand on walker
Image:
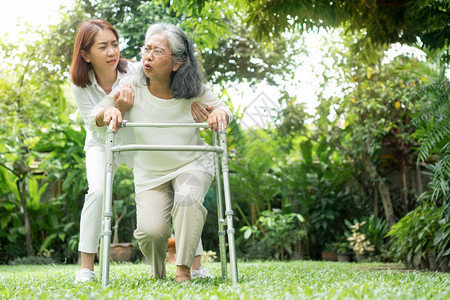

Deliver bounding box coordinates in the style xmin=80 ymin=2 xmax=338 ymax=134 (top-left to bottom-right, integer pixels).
xmin=207 ymin=108 xmax=229 ymax=131
xmin=96 ymin=106 xmax=123 ymax=132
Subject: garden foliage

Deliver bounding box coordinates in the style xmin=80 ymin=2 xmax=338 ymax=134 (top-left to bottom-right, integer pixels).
xmin=0 ymin=1 xmax=448 ymax=269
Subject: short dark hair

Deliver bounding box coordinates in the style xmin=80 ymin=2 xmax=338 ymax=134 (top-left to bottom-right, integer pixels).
xmin=70 ymin=19 xmax=128 ymax=88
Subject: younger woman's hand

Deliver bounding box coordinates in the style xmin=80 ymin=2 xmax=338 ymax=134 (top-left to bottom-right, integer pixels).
xmin=191 ymin=102 xmax=211 ymax=123
xmin=114 ymin=83 xmax=135 ymax=115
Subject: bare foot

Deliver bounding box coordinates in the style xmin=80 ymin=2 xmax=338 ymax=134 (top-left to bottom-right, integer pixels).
xmin=175 ymin=265 xmax=191 ymax=283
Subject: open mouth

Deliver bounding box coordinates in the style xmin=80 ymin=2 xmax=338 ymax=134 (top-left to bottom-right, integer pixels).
xmin=107 ymin=59 xmax=117 ymax=65
xmin=144 ymin=63 xmax=152 ymax=70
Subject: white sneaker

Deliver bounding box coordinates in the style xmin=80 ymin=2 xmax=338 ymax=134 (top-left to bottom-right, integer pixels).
xmin=75 ymin=268 xmax=96 ymax=284
xmin=191 ymin=266 xmax=214 ymax=279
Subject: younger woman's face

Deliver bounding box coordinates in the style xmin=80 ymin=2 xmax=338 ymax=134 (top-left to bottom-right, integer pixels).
xmin=81 ymin=29 xmax=120 ymax=74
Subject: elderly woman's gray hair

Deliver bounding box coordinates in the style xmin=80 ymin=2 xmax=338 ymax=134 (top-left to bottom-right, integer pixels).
xmin=143 ymin=23 xmax=205 ymax=99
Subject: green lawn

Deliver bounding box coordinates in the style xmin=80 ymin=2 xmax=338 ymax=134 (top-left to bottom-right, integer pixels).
xmin=0 ymin=261 xmax=448 ymax=299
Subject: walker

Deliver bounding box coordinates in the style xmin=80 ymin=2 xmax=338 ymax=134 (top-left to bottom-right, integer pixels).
xmin=98 ymin=121 xmax=239 ymax=286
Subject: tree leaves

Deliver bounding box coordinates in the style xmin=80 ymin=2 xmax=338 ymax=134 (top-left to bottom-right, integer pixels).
xmin=230 ymin=0 xmax=448 ymax=50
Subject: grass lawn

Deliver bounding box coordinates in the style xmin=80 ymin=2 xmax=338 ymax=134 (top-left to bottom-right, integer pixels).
xmin=0 ymin=260 xmax=449 ymax=299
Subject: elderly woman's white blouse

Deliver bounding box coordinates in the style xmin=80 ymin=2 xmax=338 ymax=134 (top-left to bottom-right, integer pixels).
xmin=88 ymin=75 xmax=233 ymax=194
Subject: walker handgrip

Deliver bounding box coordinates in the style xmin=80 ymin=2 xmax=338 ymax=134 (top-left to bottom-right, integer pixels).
xmin=112 ymin=144 xmax=223 ymax=153
xmin=122 ymin=121 xmax=210 ymax=129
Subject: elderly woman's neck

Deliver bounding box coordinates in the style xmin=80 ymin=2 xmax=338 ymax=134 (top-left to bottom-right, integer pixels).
xmin=148 ymin=81 xmax=173 ymax=99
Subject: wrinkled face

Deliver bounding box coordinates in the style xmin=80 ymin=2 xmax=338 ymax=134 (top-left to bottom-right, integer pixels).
xmin=141 ymin=33 xmax=181 ymax=82
xmin=81 ymin=29 xmax=120 ymax=73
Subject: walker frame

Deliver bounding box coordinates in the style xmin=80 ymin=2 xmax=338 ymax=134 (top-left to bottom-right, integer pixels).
xmin=99 ymin=121 xmax=239 ymax=286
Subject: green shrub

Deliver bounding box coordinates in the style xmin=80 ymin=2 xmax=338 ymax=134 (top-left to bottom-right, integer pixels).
xmin=386 ymin=202 xmax=445 ymax=269
xmin=240 ymin=209 xmax=306 ymax=260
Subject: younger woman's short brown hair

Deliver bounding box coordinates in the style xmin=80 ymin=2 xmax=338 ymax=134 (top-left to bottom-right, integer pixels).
xmin=70 ymin=19 xmax=127 ymax=88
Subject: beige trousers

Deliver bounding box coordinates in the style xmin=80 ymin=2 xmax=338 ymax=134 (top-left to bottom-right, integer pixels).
xmin=133 ymin=171 xmax=212 ymax=278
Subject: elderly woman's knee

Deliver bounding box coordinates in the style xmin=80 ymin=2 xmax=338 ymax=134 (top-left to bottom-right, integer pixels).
xmin=173 ymin=188 xmax=205 ymax=208
xmin=173 ymin=172 xmax=209 ymax=208
xmin=135 ymin=223 xmax=171 ymax=242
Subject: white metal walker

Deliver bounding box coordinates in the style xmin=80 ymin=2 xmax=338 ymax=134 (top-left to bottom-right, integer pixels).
xmin=98 ymin=121 xmax=239 ymax=286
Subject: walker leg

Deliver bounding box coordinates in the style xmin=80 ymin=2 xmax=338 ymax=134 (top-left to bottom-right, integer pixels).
xmin=100 ymin=126 xmax=115 ymax=287
xmin=219 ymin=129 xmax=239 ymax=283
xmin=214 ymin=131 xmax=227 ymax=280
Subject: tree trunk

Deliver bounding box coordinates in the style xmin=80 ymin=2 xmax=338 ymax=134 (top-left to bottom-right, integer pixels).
xmin=362 ymin=151 xmax=396 ymax=226
xmin=280 ymin=239 xmax=284 ymax=260
xmin=18 ymin=178 xmax=33 ymax=256
xmin=398 ymin=140 xmax=409 ymax=215
xmin=112 ymin=207 xmax=126 ymax=244
xmin=113 ymin=224 xmax=119 ymax=245
xmin=377 ymin=180 xmax=396 ymax=227
xmin=251 ymin=202 xmax=257 ymax=225
xmin=400 ymin=158 xmax=409 ymax=214
xmin=373 ymin=187 xmax=379 ymax=217
xmin=416 ymin=163 xmax=423 ymax=195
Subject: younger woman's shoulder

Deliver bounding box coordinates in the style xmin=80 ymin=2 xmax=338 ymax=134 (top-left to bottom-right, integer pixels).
xmin=198 ymin=84 xmax=216 ymax=99
xmin=120 ymin=74 xmax=146 ymax=89
xmin=125 ymin=60 xmax=142 ymax=75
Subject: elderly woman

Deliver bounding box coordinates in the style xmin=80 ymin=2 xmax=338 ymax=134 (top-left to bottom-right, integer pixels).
xmin=89 ymin=23 xmax=232 ymax=282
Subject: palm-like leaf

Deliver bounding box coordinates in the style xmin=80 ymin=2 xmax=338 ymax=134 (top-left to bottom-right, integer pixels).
xmin=411 ymin=48 xmax=449 ymax=201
